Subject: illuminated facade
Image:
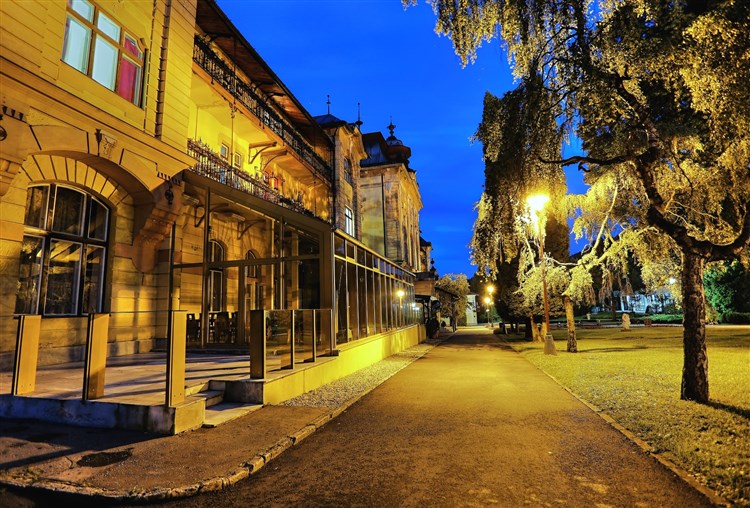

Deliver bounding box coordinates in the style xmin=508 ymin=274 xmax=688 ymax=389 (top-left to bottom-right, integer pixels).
xmin=0 ymin=0 xmax=425 ymax=432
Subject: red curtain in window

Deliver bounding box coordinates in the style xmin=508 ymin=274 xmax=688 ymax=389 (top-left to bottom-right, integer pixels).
xmin=117 ymin=59 xmax=138 ymax=103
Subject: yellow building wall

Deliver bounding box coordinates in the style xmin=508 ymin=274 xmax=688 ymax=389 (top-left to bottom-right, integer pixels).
xmin=0 ymin=0 xmax=199 ymax=365
xmin=262 ymin=324 xmax=423 ymax=404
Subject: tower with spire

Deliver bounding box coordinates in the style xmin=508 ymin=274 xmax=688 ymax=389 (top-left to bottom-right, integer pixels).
xmin=358 ymin=120 xmax=422 ymax=270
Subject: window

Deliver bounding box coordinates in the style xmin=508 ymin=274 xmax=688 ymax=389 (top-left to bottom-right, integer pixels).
xmin=233 ymin=152 xmax=242 ymax=168
xmin=220 ymin=144 xmax=229 ymax=160
xmin=245 ymin=250 xmax=257 ymax=279
xmin=344 ymin=207 xmax=354 ymax=236
xmin=15 ymin=184 xmax=109 ymax=316
xmin=208 ymin=240 xmax=224 ymax=312
xmin=343 ymin=158 xmax=353 ymax=185
xmin=62 ymin=0 xmax=145 ymax=106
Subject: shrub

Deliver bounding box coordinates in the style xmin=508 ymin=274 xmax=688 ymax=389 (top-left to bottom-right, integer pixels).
xmin=649 ymin=313 xmax=683 ymax=324
xmin=720 ymin=312 xmax=750 ymax=324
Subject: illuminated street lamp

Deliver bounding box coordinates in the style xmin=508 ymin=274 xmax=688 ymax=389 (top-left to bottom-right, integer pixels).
xmin=527 ymin=194 xmax=557 ymax=356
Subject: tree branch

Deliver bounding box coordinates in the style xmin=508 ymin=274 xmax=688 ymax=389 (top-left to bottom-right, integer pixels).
xmin=538 ymin=154 xmax=631 ymax=168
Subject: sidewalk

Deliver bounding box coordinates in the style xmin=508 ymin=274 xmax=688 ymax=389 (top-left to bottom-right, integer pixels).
xmin=0 ymin=329 xmax=455 ymax=504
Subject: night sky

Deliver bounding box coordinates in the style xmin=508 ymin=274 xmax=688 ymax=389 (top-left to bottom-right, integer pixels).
xmin=218 ymin=0 xmax=587 ymax=278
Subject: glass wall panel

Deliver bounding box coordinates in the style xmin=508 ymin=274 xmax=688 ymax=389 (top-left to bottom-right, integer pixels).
xmin=334 ymin=235 xmax=345 ymax=257
xmin=335 ymin=259 xmax=348 ymax=344
xmin=346 ymin=262 xmax=359 ymax=341
xmin=367 ymin=269 xmax=376 ymax=334
xmin=381 ymin=275 xmax=391 ymax=331
xmin=294 ymin=310 xmax=314 ymax=364
xmin=315 ymin=309 xmax=333 ymax=357
xmin=283 ymin=260 xmax=294 ymax=309
xmin=357 ymin=265 xmax=368 ymax=338
xmin=266 ymin=310 xmax=291 ymax=371
xmin=299 ymin=258 xmax=320 ymax=309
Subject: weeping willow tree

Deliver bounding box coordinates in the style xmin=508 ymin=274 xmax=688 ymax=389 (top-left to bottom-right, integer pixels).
xmin=471 ymin=76 xmax=567 ymax=272
xmin=408 ymin=0 xmax=750 ymax=403
xmin=470 ymin=75 xmax=569 ymax=341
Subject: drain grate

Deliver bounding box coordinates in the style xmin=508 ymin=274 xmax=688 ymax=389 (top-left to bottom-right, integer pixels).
xmin=77 ymin=448 xmax=133 ymax=467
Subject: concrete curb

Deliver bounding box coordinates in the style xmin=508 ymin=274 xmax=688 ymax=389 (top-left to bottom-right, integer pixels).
xmin=502 ymin=339 xmax=731 ymax=508
xmin=1 ymin=335 xmax=452 ymax=503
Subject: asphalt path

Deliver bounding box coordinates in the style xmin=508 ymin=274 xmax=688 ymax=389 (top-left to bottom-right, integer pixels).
xmin=161 ymin=328 xmax=712 ymax=508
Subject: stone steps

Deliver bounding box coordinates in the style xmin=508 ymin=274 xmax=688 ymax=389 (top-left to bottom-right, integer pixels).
xmin=186 ymin=380 xmax=262 ymax=428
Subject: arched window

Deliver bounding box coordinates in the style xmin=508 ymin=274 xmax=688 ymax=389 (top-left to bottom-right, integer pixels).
xmin=15 ymin=184 xmax=109 ymax=315
xmin=244 ymin=250 xmax=257 ymax=279
xmin=208 ymin=240 xmax=224 ymax=312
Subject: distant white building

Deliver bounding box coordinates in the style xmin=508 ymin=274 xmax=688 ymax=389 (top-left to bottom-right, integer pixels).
xmin=465 ymin=293 xmax=478 ymax=326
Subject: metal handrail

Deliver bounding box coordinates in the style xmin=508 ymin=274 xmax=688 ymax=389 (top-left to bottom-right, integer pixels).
xmin=187 ymin=139 xmax=322 ymax=219
xmin=192 ymin=36 xmax=333 ymax=182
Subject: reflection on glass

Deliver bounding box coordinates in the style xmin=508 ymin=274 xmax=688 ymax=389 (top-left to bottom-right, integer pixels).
xmin=83 ymin=245 xmax=104 ymax=313
xmin=88 ymin=198 xmax=108 ymax=240
xmin=44 ymin=240 xmax=82 ymax=315
xmin=15 ymin=236 xmax=44 ymax=314
xmin=23 ymin=185 xmax=48 ymax=229
xmin=52 ymin=187 xmax=84 ymax=235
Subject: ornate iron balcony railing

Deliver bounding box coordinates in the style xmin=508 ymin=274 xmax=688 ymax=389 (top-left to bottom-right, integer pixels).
xmin=193 ymin=36 xmax=332 ymax=182
xmin=187 ymin=139 xmax=323 ymax=221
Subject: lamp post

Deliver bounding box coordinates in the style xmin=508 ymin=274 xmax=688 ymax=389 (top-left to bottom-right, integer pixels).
xmin=527 ymin=194 xmax=557 ymax=356
xmin=484 ymin=296 xmax=491 ymax=326
xmin=487 ymin=284 xmax=495 ymax=327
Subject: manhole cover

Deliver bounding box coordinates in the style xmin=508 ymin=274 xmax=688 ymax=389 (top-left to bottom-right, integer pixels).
xmin=77 ymin=449 xmax=133 ymax=467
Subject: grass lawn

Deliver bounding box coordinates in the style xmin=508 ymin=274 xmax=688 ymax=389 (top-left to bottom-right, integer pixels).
xmin=504 ymin=325 xmax=749 ymax=506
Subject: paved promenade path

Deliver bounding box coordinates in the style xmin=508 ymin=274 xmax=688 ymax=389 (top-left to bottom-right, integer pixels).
xmin=172 ymin=328 xmax=712 ymax=507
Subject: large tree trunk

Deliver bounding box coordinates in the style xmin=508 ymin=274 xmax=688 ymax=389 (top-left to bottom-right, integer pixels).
xmin=524 ymin=316 xmax=533 ymax=340
xmin=681 ymin=251 xmax=709 ymax=402
xmin=564 ymin=296 xmax=578 ymax=353
xmin=528 ymin=313 xmax=543 ymax=342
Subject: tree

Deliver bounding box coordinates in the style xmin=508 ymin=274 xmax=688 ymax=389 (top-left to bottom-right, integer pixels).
xmin=435 ymin=273 xmax=471 ymax=325
xmin=410 ymin=0 xmax=750 ymax=402
xmin=704 ymin=261 xmax=750 ymax=317
xmin=469 ymin=81 xmax=569 ymax=342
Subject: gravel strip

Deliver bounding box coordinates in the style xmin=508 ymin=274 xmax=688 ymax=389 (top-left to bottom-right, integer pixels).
xmin=279 ymin=338 xmax=443 ymax=409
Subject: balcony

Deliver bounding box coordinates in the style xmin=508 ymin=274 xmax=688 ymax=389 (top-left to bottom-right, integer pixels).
xmin=192 ymin=36 xmax=332 ymax=183
xmin=187 ymin=139 xmax=323 ymax=220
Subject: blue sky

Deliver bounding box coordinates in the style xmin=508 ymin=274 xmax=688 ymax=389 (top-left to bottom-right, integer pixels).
xmin=218 ymin=0 xmax=587 ymax=277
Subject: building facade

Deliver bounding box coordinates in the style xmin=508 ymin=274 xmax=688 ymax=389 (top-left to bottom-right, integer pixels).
xmin=1 ymin=0 xmax=425 ymax=433
xmin=359 ymin=123 xmax=423 ymax=271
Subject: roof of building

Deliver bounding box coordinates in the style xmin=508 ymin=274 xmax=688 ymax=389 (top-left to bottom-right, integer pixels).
xmin=361 ymin=127 xmax=413 ymax=170
xmin=195 ymin=0 xmax=331 ymax=147
xmin=313 ymin=114 xmax=349 ymax=129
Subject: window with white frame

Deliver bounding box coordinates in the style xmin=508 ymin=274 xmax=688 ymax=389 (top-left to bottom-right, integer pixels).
xmin=220 ymin=144 xmax=229 ymax=160
xmin=15 ymin=184 xmax=109 ymax=316
xmin=344 ymin=207 xmax=354 ymax=236
xmin=62 ymin=0 xmax=145 ymax=106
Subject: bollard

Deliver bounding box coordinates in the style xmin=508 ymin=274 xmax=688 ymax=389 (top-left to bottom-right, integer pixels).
xmin=12 ymin=315 xmax=42 ymax=395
